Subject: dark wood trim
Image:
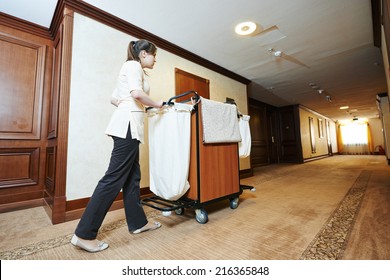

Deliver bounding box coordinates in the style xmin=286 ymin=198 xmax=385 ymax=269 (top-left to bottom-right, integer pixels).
xmin=372 ymin=0 xmax=382 ymax=47
xmin=0 ymin=12 xmax=51 ymax=39
xmin=0 ymin=198 xmax=45 ymax=213
xmin=50 ymin=0 xmax=66 ymax=40
xmin=50 ymin=10 xmax=74 ymax=224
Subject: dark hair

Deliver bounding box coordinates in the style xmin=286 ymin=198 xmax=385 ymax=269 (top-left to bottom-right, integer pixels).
xmin=127 ymin=39 xmax=157 ymax=61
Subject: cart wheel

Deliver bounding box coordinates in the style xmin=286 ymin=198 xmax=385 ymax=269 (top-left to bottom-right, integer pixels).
xmin=175 ymin=208 xmax=184 ymax=215
xmin=195 ymin=209 xmax=208 ymax=224
xmin=230 ymin=197 xmax=239 ymax=209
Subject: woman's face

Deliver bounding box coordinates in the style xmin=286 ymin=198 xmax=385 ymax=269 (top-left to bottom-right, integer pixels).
xmin=140 ymin=50 xmax=156 ymax=69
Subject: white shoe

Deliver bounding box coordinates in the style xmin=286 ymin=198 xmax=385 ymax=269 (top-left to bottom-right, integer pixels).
xmin=70 ymin=234 xmax=109 ymax=253
xmin=132 ymin=221 xmax=161 ymax=234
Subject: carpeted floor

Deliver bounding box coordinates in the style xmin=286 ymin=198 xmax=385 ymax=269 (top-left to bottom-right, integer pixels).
xmin=0 ymin=155 xmax=389 ymax=260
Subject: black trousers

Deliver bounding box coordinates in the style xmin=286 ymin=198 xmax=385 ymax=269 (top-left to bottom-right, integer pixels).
xmin=75 ymin=126 xmax=148 ymax=240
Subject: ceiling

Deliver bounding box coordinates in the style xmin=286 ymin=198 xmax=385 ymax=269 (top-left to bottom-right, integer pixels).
xmin=0 ymin=0 xmax=388 ymax=121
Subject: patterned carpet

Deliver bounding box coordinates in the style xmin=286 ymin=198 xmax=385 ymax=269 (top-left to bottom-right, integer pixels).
xmin=0 ymin=169 xmax=371 ymax=260
xmin=300 ymin=170 xmax=370 ymax=260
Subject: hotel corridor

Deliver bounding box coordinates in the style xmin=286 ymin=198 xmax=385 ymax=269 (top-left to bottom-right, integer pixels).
xmin=0 ymin=155 xmax=389 ymax=260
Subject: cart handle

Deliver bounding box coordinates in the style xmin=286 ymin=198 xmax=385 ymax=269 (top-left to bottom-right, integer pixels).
xmin=145 ymin=90 xmax=199 ymax=111
xmin=167 ymin=90 xmax=199 ymax=104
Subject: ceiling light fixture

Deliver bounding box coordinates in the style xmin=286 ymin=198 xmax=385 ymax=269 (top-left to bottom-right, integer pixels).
xmin=340 ymin=106 xmax=349 ymax=110
xmin=235 ymin=21 xmax=257 ymax=36
xmin=274 ymin=50 xmax=282 ymax=57
xmin=268 ymin=48 xmax=283 ymax=57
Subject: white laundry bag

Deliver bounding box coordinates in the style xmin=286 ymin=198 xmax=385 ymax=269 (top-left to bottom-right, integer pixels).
xmin=148 ymin=103 xmax=192 ymax=200
xmin=239 ymin=115 xmax=251 ymax=158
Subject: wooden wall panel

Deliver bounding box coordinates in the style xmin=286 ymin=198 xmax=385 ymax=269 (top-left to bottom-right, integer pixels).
xmin=0 ymin=34 xmax=46 ymax=140
xmin=0 ymin=148 xmax=39 ymax=188
xmin=0 ymin=23 xmax=53 ymax=213
xmin=48 ymin=28 xmax=62 ymax=139
xmin=45 ymin=146 xmax=56 ymax=195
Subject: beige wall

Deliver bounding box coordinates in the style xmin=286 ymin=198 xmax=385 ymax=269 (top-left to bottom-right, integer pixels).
xmin=368 ymin=117 xmax=385 ymax=151
xmin=378 ymin=95 xmax=390 ymax=157
xmin=66 ymin=14 xmax=248 ymax=200
xmin=299 ymin=107 xmax=336 ymax=160
xmin=381 ymin=27 xmax=390 ymax=160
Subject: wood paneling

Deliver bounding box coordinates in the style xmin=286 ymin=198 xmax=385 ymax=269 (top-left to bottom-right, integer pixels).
xmin=48 ymin=28 xmax=62 ymax=139
xmin=0 ymin=148 xmax=39 ymax=188
xmin=45 ymin=9 xmax=74 ymax=224
xmin=0 ymin=12 xmax=51 ymax=39
xmin=0 ymin=34 xmax=46 ymax=140
xmin=45 ymin=146 xmax=56 ymax=195
xmin=0 ymin=17 xmax=52 ymax=217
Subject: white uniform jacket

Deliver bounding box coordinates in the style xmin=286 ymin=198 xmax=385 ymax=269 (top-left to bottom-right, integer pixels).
xmin=105 ymin=61 xmax=150 ymax=143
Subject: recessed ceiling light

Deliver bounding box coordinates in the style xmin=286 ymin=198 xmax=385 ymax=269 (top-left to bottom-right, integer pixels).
xmin=235 ymin=21 xmax=257 ymax=36
xmin=340 ymin=106 xmax=349 ymax=110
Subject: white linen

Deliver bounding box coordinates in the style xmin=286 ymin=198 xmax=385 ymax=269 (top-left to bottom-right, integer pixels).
xmin=148 ymin=103 xmax=193 ymax=200
xmin=200 ymin=97 xmax=241 ymax=143
xmin=238 ymin=115 xmax=251 ymax=158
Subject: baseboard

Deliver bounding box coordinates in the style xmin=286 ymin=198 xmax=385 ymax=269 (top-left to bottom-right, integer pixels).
xmin=303 ymin=154 xmax=331 ymax=162
xmin=64 ymin=187 xmax=153 ymax=222
xmin=0 ymin=198 xmax=45 ymax=213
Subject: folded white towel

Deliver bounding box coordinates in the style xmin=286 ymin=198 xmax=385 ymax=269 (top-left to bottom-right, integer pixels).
xmin=200 ymin=97 xmax=241 ymax=144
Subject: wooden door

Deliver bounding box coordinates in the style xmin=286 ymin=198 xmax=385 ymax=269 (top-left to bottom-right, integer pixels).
xmin=175 ymin=68 xmax=209 ymax=99
xmin=278 ymin=105 xmax=303 ymax=163
xmin=248 ymin=99 xmax=269 ymax=167
xmin=267 ymin=109 xmax=279 ymax=163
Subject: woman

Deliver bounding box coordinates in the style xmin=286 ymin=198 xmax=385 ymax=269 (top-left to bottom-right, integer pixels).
xmin=71 ymin=39 xmax=163 ymax=253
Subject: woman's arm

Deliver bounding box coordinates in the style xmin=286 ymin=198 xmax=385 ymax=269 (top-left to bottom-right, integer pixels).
xmin=131 ymin=89 xmax=163 ymax=108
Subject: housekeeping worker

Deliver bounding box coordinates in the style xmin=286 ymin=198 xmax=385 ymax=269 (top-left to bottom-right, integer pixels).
xmin=71 ymin=39 xmax=163 ymax=253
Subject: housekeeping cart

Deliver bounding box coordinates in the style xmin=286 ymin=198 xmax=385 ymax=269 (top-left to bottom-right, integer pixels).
xmin=142 ymin=91 xmax=255 ymax=224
